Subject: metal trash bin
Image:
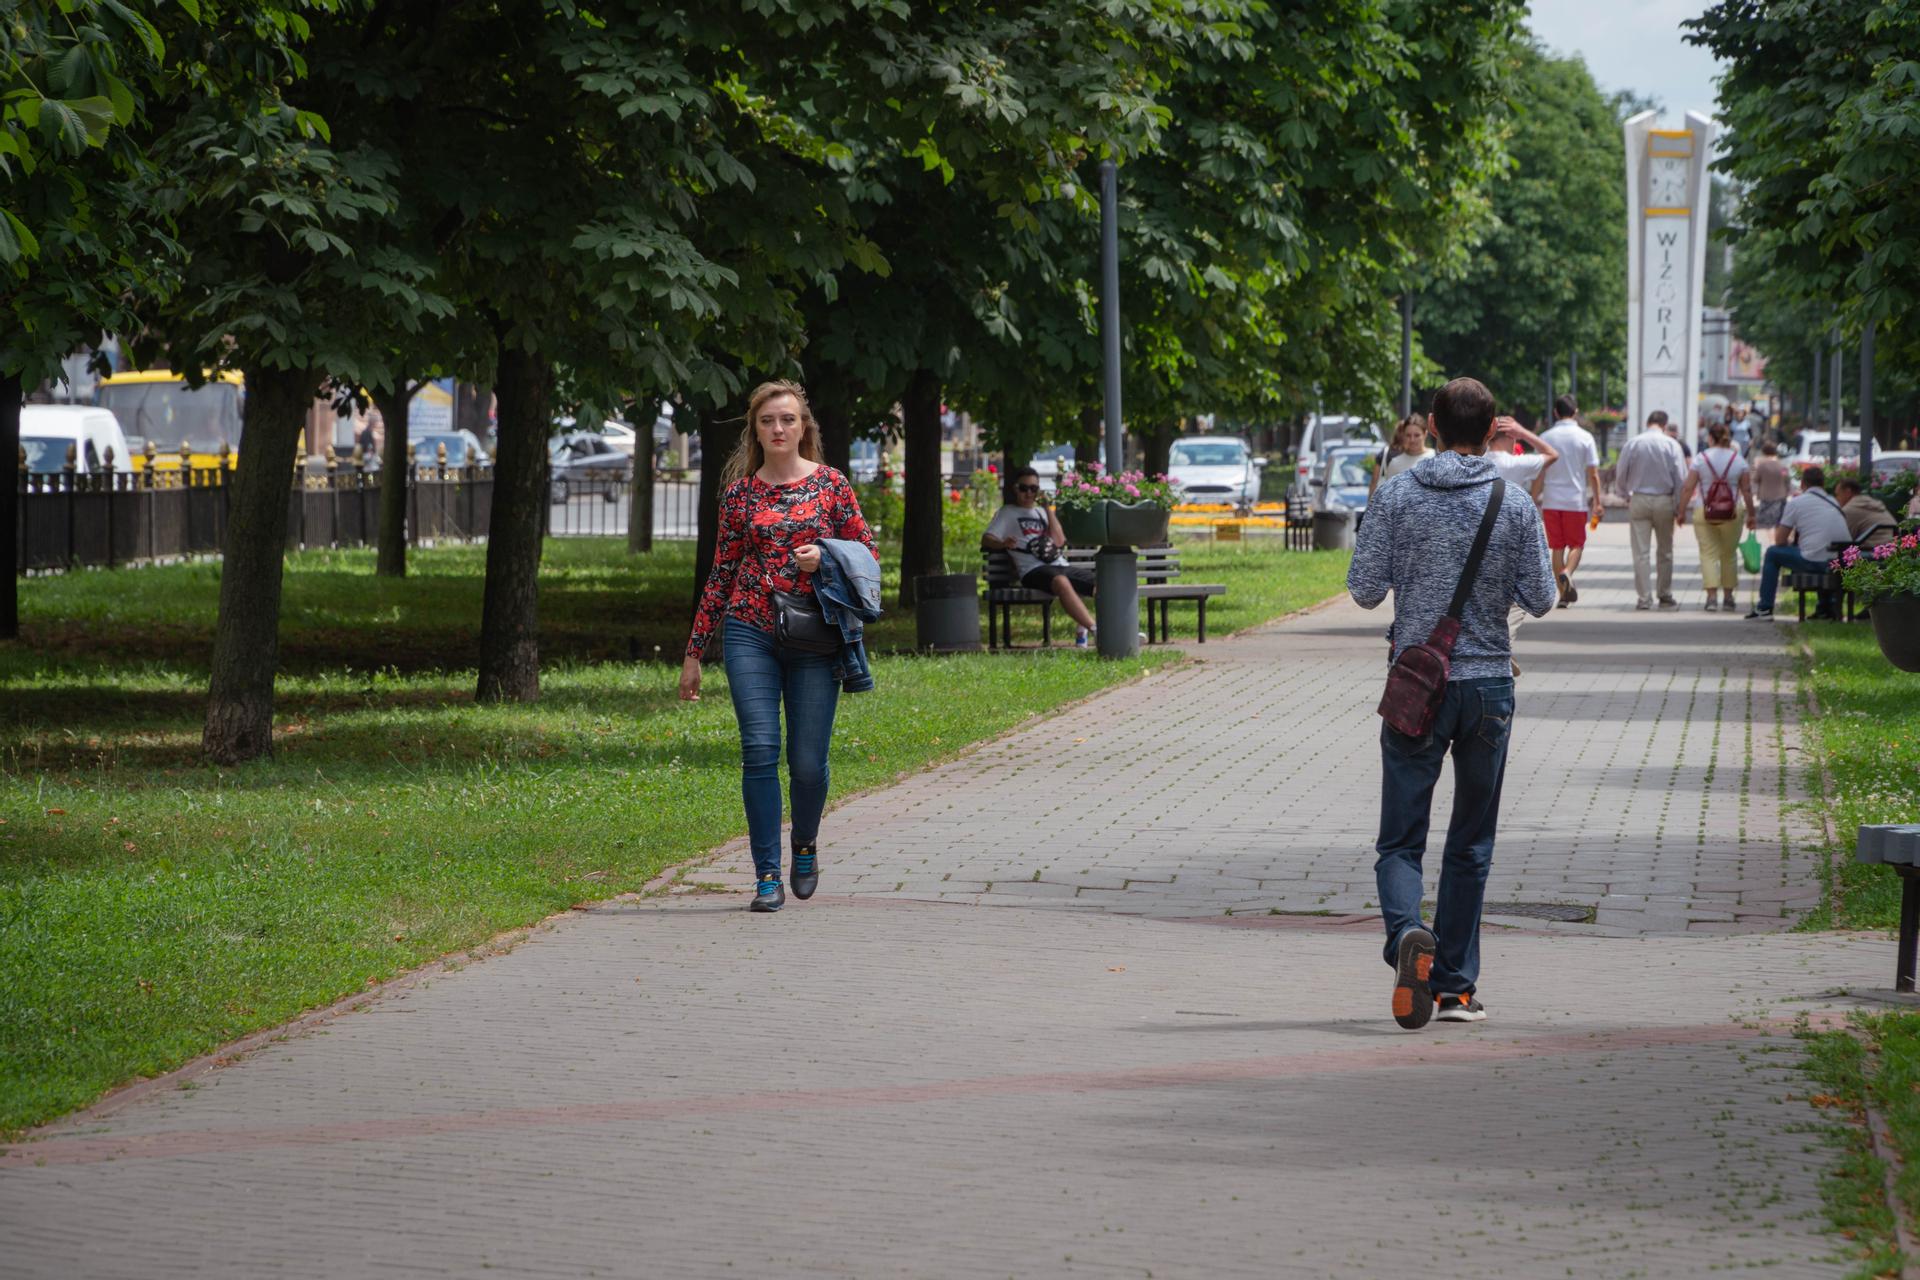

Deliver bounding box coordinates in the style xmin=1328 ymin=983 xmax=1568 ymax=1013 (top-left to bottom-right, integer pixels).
xmin=914 ymin=573 xmax=982 ymax=652
xmin=1312 ymin=509 xmax=1354 ymax=551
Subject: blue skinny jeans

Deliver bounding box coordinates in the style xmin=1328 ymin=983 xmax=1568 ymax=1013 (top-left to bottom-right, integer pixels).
xmin=722 ymin=617 xmax=841 ymax=880
xmin=1374 ymin=677 xmax=1515 ymax=996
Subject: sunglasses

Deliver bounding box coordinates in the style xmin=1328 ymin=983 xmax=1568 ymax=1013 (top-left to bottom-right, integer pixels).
xmin=1015 ymin=483 xmax=1041 ymax=494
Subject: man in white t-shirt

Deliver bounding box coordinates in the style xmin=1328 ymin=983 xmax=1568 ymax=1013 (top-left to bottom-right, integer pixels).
xmin=1748 ymin=466 xmax=1854 ymax=620
xmin=1486 ymin=416 xmax=1557 ymax=672
xmin=983 ymin=466 xmax=1098 ymax=642
xmin=1536 ymin=396 xmax=1602 ymax=607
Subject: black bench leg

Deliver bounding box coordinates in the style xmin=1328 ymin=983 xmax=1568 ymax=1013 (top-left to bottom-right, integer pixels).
xmin=1798 ymin=588 xmax=1806 ymax=623
xmin=1161 ymin=599 xmax=1170 ymax=643
xmin=1198 ymin=599 xmax=1207 ymax=643
xmin=1900 ymin=871 xmax=1920 ymax=993
xmin=1042 ymin=603 xmax=1052 ymax=648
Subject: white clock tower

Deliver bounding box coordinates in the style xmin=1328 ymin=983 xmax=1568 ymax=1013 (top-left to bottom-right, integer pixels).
xmin=1624 ymin=110 xmax=1715 ymax=448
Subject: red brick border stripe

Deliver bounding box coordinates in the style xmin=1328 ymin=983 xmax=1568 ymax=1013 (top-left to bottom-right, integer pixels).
xmin=2 ymin=1015 xmax=1833 ymax=1168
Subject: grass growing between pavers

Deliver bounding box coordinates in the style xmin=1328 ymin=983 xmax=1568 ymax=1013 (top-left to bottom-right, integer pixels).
xmin=1799 ymin=1015 xmax=1915 ymax=1277
xmin=19 ymin=539 xmax=1388 ymax=1137
xmin=1795 ymin=622 xmax=1920 ymax=931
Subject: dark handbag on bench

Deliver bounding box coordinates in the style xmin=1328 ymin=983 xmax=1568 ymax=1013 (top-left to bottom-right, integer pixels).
xmin=1377 ymin=477 xmax=1506 ymax=738
xmin=771 ymin=588 xmax=841 ymax=655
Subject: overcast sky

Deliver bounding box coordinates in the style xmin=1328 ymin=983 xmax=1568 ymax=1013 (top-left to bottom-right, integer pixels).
xmin=1526 ymin=0 xmax=1727 ymax=129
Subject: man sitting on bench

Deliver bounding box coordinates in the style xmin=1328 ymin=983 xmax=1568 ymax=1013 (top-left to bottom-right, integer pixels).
xmin=984 ymin=467 xmax=1099 ymax=646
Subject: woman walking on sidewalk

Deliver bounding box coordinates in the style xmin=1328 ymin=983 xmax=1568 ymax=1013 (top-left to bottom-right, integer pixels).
xmin=680 ymin=380 xmax=876 ymax=913
xmin=1674 ymin=420 xmax=1756 ymax=612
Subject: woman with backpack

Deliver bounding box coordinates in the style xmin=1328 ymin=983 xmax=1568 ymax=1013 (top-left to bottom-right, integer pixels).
xmin=1674 ymin=420 xmax=1757 ymax=612
xmin=679 ymin=380 xmax=876 ymax=913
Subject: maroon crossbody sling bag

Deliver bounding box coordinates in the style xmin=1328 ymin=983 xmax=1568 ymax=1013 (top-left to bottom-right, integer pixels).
xmin=1377 ymin=477 xmax=1506 ymax=738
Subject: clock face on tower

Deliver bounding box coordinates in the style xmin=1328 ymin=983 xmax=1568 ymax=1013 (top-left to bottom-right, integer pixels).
xmin=1648 ymin=155 xmax=1689 ymax=208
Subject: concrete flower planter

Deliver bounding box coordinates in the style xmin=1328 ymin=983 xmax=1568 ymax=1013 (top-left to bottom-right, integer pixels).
xmin=1057 ymin=500 xmax=1170 ymax=547
xmin=1871 ymin=592 xmax=1920 ymax=672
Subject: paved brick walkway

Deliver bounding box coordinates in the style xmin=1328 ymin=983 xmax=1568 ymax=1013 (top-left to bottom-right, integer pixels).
xmin=0 ymin=523 xmax=1885 ymax=1279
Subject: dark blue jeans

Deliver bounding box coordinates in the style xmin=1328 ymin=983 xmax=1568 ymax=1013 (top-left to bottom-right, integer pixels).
xmin=722 ymin=618 xmax=841 ymax=880
xmin=1755 ymin=545 xmax=1829 ymax=613
xmin=1375 ymin=677 xmax=1515 ymax=996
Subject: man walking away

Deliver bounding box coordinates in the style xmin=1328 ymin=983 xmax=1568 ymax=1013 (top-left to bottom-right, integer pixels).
xmin=1747 ymin=466 xmax=1852 ymax=620
xmin=1348 ymin=377 xmax=1556 ymax=1030
xmin=1537 ymin=395 xmax=1601 ymax=607
xmin=1612 ymin=411 xmax=1687 ymax=610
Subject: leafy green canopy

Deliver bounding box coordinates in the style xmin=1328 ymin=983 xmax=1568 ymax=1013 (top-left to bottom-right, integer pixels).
xmin=1689 ymin=1 xmax=1920 ymax=364
xmin=1416 ymin=40 xmax=1627 ymax=415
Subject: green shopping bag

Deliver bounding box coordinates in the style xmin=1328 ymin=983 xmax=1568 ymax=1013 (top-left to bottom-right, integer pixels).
xmin=1740 ymin=529 xmax=1763 ymax=574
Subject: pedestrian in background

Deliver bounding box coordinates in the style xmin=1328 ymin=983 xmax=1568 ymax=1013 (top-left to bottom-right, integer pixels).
xmin=1751 ymin=442 xmax=1791 ymax=530
xmin=1348 ymin=377 xmax=1556 ymax=1030
xmin=1612 ymin=411 xmax=1687 ymax=611
xmin=1369 ymin=414 xmax=1429 ymax=499
xmin=681 ymin=380 xmax=876 ymax=913
xmin=1747 ymin=466 xmax=1850 ymax=620
xmin=1675 ymin=420 xmax=1756 ymax=612
xmin=1537 ymin=395 xmax=1602 ymax=608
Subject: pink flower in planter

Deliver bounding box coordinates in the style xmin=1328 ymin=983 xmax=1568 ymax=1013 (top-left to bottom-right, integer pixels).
xmin=1874 ymin=542 xmax=1897 ymax=560
xmin=1124 ymin=483 xmax=1140 ymax=497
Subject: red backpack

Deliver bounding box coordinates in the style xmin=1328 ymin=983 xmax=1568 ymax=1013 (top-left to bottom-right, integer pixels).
xmin=1702 ymin=452 xmax=1738 ymax=523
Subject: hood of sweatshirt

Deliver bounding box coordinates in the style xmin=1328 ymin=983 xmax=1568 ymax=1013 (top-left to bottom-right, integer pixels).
xmin=1410 ymin=449 xmax=1497 ymax=490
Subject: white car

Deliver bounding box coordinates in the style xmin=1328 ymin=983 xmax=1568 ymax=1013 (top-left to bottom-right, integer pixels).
xmin=19 ymin=405 xmax=133 ymax=475
xmin=1292 ymin=414 xmax=1383 ymax=493
xmin=1166 ymin=436 xmax=1265 ymax=506
xmin=1866 ymin=451 xmax=1920 ymax=482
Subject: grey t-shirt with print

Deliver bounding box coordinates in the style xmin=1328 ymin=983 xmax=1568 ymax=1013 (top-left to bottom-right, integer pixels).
xmin=987 ymin=504 xmax=1065 ymax=578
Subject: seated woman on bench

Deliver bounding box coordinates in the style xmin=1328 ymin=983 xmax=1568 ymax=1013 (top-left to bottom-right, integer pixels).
xmin=984 ymin=466 xmax=1099 ymax=646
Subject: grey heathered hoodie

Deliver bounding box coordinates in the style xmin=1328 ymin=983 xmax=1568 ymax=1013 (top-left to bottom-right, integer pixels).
xmin=1346 ymin=450 xmax=1556 ymax=680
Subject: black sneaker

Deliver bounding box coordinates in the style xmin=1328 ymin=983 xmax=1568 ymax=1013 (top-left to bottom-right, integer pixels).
xmin=1556 ymin=573 xmax=1571 ymax=609
xmin=750 ymin=875 xmax=785 ymax=913
xmin=1435 ymin=993 xmax=1487 ymax=1023
xmin=1743 ymin=607 xmax=1773 ymax=621
xmin=790 ymin=846 xmax=819 ymax=900
xmin=1391 ymin=926 xmax=1436 ymax=1030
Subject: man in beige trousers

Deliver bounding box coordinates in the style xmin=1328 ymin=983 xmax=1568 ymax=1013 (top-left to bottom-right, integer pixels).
xmin=1612 ymin=411 xmax=1687 ymax=611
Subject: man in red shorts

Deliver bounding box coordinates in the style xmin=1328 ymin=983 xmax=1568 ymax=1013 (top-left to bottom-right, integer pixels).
xmin=1535 ymin=395 xmax=1601 ymax=607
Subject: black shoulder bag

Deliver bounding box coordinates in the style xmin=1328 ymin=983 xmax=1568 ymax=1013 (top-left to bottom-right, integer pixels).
xmin=771 ymin=589 xmax=841 ymax=655
xmin=1376 ymin=478 xmax=1506 ymax=737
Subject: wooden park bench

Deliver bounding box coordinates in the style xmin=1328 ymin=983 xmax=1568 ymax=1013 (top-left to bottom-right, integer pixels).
xmin=1857 ymin=824 xmax=1920 ymax=990
xmin=1785 ymin=525 xmax=1896 ymax=622
xmin=982 ymin=546 xmax=1226 ymax=649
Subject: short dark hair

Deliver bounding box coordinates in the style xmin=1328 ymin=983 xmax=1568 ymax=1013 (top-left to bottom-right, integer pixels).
xmin=1834 ymin=476 xmax=1861 ymax=496
xmin=1802 ymin=466 xmax=1826 ymax=492
xmin=1553 ymin=394 xmax=1579 ymax=420
xmin=1432 ymin=377 xmax=1497 ymax=449
xmin=1013 ymin=465 xmax=1040 ymax=482
xmin=1646 ymin=410 xmax=1669 ymax=428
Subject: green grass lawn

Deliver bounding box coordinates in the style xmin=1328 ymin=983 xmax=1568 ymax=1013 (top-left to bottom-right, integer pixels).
xmin=0 ymin=536 xmax=1351 ymax=1134
xmin=1796 ymin=621 xmax=1920 ymax=931
xmin=1799 ymin=1015 xmax=1914 ymax=1277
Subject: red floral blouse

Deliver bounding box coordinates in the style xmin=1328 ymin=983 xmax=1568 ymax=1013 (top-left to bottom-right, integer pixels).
xmin=686 ymin=465 xmax=876 ymax=660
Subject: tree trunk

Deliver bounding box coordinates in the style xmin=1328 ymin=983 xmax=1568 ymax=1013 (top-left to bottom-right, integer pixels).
xmin=202 ymin=364 xmax=315 ymax=764
xmin=692 ymin=407 xmax=737 ymax=618
xmin=628 ymin=396 xmax=661 ymax=555
xmin=811 ymin=366 xmax=853 ymax=475
xmin=898 ymin=367 xmax=943 ymax=608
xmin=1144 ymin=419 xmax=1177 ymax=479
xmin=1073 ymin=405 xmax=1102 ymax=478
xmin=455 ymin=380 xmax=491 ymax=441
xmin=1 ymin=370 xmax=19 ymax=640
xmin=476 ymin=342 xmax=552 ymax=703
xmin=373 ymin=379 xmax=412 ymax=577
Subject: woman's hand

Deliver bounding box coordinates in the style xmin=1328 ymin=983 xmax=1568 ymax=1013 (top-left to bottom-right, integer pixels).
xmin=792 ymin=544 xmax=822 ymax=574
xmin=679 ymin=655 xmax=703 ymax=702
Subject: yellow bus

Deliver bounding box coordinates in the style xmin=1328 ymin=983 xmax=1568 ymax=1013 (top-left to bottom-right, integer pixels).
xmin=95 ymin=370 xmax=245 ymax=471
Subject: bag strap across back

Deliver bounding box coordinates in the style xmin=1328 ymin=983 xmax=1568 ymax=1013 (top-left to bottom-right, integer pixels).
xmin=1444 ymin=477 xmax=1507 ymax=621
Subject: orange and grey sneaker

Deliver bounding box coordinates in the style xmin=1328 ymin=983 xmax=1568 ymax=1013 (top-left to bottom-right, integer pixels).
xmin=1435 ymin=992 xmax=1486 ymax=1023
xmin=1391 ymin=926 xmax=1436 ymax=1030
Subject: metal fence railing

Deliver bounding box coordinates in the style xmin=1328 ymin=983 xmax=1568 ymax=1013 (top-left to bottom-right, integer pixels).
xmin=15 ymin=460 xmax=494 ymax=573
xmin=546 ymin=466 xmax=700 ymax=540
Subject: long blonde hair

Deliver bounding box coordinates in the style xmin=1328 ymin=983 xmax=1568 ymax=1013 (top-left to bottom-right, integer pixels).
xmin=722 ymin=379 xmax=824 ymax=485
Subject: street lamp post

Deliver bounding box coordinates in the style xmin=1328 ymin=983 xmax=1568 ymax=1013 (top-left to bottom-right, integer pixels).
xmin=1398 ymin=293 xmax=1412 ymax=420
xmin=1829 ymin=327 xmax=1842 ymax=468
xmin=1861 ymin=317 xmax=1876 ymax=478
xmin=1095 ymin=159 xmax=1138 ymax=660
